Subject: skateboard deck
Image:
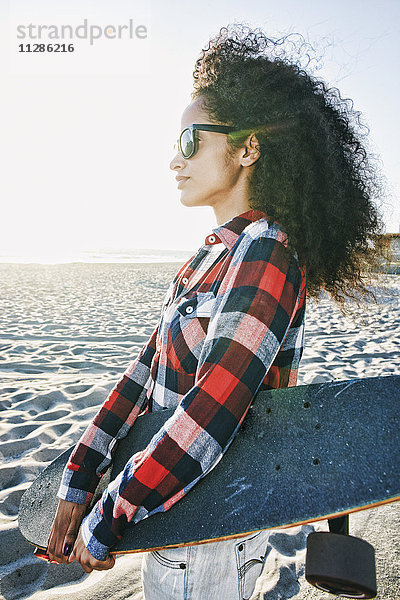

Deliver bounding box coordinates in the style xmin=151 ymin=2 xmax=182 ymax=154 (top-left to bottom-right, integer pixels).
xmin=19 ymin=375 xmax=400 ymax=554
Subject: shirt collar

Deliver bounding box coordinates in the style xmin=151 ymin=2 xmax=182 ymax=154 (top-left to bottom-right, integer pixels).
xmin=204 ymin=209 xmax=268 ymax=250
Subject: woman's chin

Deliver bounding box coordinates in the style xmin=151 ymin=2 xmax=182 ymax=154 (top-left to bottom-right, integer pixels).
xmin=179 ymin=193 xmax=203 ymax=208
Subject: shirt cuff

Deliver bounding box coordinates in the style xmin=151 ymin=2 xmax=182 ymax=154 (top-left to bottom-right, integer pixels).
xmin=80 ymin=501 xmax=112 ymax=561
xmin=57 ymin=467 xmax=97 ymax=506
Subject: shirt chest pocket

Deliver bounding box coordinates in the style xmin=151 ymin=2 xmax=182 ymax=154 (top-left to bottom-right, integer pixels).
xmin=176 ymin=292 xmax=215 ymax=319
xmin=169 ymin=292 xmax=215 ymax=375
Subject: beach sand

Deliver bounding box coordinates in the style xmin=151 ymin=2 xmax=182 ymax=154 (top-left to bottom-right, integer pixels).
xmin=0 ymin=263 xmax=399 ymax=600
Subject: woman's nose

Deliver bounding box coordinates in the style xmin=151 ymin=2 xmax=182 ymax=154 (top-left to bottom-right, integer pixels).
xmin=169 ymin=149 xmax=184 ymax=171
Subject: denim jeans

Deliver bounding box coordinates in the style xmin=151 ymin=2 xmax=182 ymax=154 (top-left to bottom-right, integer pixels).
xmin=141 ymin=529 xmax=272 ymax=600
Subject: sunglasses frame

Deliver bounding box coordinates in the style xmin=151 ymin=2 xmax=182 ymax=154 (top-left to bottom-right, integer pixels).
xmin=175 ymin=124 xmax=239 ymax=159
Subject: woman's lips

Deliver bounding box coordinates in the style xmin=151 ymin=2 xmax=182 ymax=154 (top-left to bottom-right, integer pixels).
xmin=177 ymin=177 xmax=190 ymax=188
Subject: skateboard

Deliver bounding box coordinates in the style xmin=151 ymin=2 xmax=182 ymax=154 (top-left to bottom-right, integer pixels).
xmin=19 ymin=375 xmax=399 ymax=597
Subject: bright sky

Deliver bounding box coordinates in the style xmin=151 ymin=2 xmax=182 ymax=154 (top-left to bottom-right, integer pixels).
xmin=1 ymin=0 xmax=399 ymax=260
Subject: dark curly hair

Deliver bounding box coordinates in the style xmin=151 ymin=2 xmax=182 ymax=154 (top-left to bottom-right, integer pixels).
xmin=191 ymin=24 xmax=387 ymax=307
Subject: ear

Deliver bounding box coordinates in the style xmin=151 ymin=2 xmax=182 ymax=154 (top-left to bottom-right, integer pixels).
xmin=240 ymin=133 xmax=261 ymax=167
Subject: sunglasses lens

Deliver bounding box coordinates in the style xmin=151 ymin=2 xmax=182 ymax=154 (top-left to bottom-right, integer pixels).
xmin=180 ymin=129 xmax=195 ymax=158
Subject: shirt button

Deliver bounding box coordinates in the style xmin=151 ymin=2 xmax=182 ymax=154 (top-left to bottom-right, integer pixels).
xmin=185 ymin=305 xmax=194 ymax=314
xmin=238 ymin=544 xmax=244 ymax=551
xmin=208 ymin=235 xmax=216 ymax=244
xmin=182 ymin=277 xmax=189 ymax=285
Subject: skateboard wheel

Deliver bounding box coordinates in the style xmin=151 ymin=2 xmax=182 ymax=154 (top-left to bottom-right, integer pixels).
xmin=305 ymin=532 xmax=377 ymax=599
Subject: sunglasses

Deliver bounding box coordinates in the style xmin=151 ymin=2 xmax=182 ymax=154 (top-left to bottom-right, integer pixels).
xmin=174 ymin=124 xmax=239 ymax=159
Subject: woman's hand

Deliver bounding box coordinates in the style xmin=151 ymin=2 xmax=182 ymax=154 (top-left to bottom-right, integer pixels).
xmin=70 ymin=529 xmax=116 ymax=573
xmin=47 ymin=499 xmax=87 ymax=563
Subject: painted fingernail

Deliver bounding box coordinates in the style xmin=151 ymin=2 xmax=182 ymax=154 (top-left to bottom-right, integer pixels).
xmin=63 ymin=542 xmax=72 ymax=556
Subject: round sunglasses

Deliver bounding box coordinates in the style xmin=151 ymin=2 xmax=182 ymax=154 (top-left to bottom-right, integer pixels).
xmin=174 ymin=124 xmax=239 ymax=159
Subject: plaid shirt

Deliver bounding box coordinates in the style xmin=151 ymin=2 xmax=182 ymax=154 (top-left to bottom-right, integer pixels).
xmin=57 ymin=209 xmax=307 ymax=560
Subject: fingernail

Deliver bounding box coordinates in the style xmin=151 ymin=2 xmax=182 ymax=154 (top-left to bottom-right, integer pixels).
xmin=63 ymin=543 xmax=72 ymax=556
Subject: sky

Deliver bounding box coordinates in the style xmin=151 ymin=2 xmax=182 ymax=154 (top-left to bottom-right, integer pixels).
xmin=1 ymin=0 xmax=399 ymax=260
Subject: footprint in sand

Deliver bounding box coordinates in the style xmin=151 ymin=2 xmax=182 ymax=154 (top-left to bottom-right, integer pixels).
xmin=0 ymin=562 xmax=47 ymax=599
xmin=0 ymin=487 xmax=27 ymax=516
xmin=41 ymin=560 xmax=87 ymax=590
xmin=0 ymin=344 xmax=12 ymax=352
xmin=10 ymin=392 xmax=33 ymax=403
xmin=12 ymin=403 xmax=39 ymax=417
xmin=8 ymin=424 xmax=38 ymax=440
xmin=32 ymin=392 xmax=67 ymax=412
xmin=0 ymin=466 xmax=24 ymax=489
xmin=0 ymin=438 xmax=40 ymax=459
xmin=71 ymin=347 xmax=86 ymax=355
xmin=48 ymin=344 xmax=68 ymax=352
xmin=33 ymin=409 xmax=70 ymax=422
xmin=14 ymin=366 xmax=44 ymax=375
xmin=37 ymin=430 xmax=58 ymax=445
xmin=31 ymin=446 xmax=68 ymax=462
xmin=0 ymin=526 xmax=34 ymax=566
xmin=0 ymin=387 xmax=17 ymax=395
xmin=64 ymin=383 xmax=92 ymax=394
xmin=54 ymin=422 xmax=74 ymax=435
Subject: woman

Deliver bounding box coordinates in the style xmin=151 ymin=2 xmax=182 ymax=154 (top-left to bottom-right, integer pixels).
xmin=47 ymin=24 xmax=384 ymax=599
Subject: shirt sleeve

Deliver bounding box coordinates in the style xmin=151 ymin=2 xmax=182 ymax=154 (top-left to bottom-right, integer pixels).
xmin=80 ymin=230 xmax=305 ymax=561
xmin=57 ymin=322 xmax=159 ymax=506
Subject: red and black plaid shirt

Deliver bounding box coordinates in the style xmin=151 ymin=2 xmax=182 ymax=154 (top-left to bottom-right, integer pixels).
xmin=58 ymin=209 xmax=307 ymax=560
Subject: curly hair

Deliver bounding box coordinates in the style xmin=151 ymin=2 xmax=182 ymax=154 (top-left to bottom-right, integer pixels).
xmin=191 ymin=24 xmax=387 ymax=307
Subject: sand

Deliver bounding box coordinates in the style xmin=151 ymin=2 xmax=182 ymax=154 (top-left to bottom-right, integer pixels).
xmin=0 ymin=263 xmax=399 ymax=600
